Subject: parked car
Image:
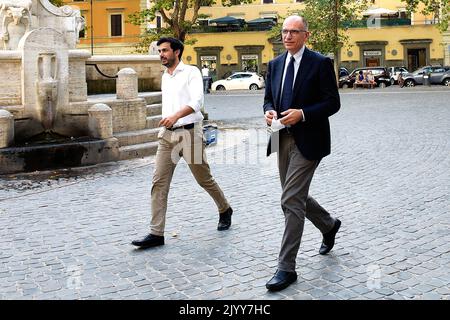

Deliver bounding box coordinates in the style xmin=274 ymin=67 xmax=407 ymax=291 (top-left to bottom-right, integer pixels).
xmin=401 ymin=66 xmax=450 ymax=87
xmin=339 ymin=67 xmax=350 ymax=78
xmin=388 ymin=66 xmax=409 ymax=85
xmin=211 ymin=72 xmax=265 ymax=91
xmin=221 ymin=70 xmax=239 ymax=79
xmin=339 ymin=67 xmax=391 ymax=89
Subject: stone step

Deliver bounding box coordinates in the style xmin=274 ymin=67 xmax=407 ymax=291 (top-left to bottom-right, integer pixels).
xmin=114 ymin=128 xmax=160 ymax=147
xmin=119 ymin=141 xmax=159 ymax=160
xmin=139 ymin=92 xmax=162 ymax=105
xmin=146 ymin=103 xmax=162 ymax=116
xmin=146 ymin=115 xmax=162 ymax=129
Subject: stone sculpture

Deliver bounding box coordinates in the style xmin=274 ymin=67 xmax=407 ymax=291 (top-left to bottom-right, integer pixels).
xmin=36 ymin=52 xmax=58 ymax=131
xmin=0 ymin=0 xmax=157 ymax=174
xmin=0 ymin=0 xmax=32 ymax=50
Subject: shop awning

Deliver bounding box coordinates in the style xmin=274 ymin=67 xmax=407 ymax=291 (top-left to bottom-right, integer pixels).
xmin=209 ymin=16 xmax=244 ymax=25
xmin=246 ymin=18 xmax=276 ymax=25
xmin=362 ymin=7 xmax=398 ymax=16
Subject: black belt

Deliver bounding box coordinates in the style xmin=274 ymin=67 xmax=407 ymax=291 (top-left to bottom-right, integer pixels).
xmin=167 ymin=123 xmax=195 ymax=131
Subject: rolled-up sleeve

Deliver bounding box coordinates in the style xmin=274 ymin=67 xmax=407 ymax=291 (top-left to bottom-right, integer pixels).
xmin=187 ymin=68 xmax=204 ymax=112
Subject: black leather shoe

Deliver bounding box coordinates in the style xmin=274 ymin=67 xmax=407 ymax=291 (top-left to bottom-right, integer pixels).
xmin=266 ymin=269 xmax=297 ymax=292
xmin=131 ymin=234 xmax=164 ymax=248
xmin=217 ymin=207 xmax=233 ymax=231
xmin=319 ymin=219 xmax=341 ymax=255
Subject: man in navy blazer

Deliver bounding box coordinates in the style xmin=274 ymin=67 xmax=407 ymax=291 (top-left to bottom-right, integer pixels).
xmin=263 ymin=15 xmax=342 ymax=292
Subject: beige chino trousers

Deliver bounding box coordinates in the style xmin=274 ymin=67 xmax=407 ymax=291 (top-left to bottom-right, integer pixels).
xmin=150 ymin=122 xmax=230 ymax=236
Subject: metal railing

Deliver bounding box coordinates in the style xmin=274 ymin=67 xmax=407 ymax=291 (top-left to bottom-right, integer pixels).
xmin=86 ymin=63 xmax=118 ymax=79
xmin=342 ymin=18 xmax=417 ymax=28
xmin=190 ymin=24 xmax=275 ymax=34
xmin=190 ymin=18 xmax=437 ymax=34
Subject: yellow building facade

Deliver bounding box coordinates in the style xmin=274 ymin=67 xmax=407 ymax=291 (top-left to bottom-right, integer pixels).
xmin=183 ymin=0 xmax=303 ymax=79
xmin=63 ymin=1 xmax=449 ymax=77
xmin=153 ymin=0 xmax=448 ymax=79
xmin=64 ymin=0 xmax=145 ymax=55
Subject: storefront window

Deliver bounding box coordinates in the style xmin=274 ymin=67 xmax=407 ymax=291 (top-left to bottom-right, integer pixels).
xmin=242 ymin=54 xmax=258 ymax=73
xmin=200 ymin=56 xmax=218 ymax=80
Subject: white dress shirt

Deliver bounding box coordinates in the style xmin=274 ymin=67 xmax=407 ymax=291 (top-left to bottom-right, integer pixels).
xmin=161 ymin=61 xmax=204 ymax=127
xmin=280 ymin=46 xmax=306 ymax=121
xmin=280 ymin=46 xmax=305 ymax=93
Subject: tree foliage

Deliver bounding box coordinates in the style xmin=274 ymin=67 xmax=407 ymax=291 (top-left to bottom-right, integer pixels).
xmin=301 ymin=0 xmax=368 ymax=57
xmin=403 ymin=0 xmax=449 ymax=31
xmin=128 ymin=0 xmax=253 ymax=53
xmin=268 ymin=1 xmax=368 ymax=79
xmin=49 ymin=0 xmax=64 ymax=7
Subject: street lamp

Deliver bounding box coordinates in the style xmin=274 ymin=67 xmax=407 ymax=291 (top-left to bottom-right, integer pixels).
xmin=90 ymin=0 xmax=93 ymax=55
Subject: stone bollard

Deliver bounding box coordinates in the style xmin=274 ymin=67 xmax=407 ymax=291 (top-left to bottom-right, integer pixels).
xmin=117 ymin=68 xmax=138 ymax=100
xmin=0 ymin=110 xmax=14 ymax=148
xmin=88 ymin=104 xmax=113 ymax=139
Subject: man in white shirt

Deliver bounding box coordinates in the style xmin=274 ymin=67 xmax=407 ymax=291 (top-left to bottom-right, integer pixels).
xmin=202 ymin=65 xmax=211 ymax=93
xmin=132 ymin=37 xmax=233 ymax=249
xmin=202 ymin=65 xmax=209 ymax=77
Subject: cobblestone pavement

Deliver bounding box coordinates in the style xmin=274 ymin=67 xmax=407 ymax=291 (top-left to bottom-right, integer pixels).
xmin=0 ymin=88 xmax=449 ymax=300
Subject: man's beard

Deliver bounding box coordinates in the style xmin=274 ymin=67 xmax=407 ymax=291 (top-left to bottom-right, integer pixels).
xmin=162 ymin=56 xmax=176 ymax=68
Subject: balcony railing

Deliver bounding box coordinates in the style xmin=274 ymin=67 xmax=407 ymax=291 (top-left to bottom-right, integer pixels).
xmin=190 ymin=24 xmax=274 ymax=34
xmin=189 ymin=18 xmax=436 ymax=34
xmin=342 ymin=18 xmax=412 ymax=28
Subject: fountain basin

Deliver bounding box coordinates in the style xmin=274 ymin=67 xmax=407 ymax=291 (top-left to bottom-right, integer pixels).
xmin=0 ymin=137 xmax=119 ymax=174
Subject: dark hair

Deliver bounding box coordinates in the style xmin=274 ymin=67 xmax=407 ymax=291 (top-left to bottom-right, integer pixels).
xmin=156 ymin=37 xmax=184 ymax=60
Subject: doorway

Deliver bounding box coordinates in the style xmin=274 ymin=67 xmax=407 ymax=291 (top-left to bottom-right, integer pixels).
xmin=407 ymin=48 xmax=426 ymax=72
xmin=365 ymin=58 xmax=380 ymax=67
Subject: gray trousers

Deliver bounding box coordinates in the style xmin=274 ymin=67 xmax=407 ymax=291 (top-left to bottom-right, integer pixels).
xmin=150 ymin=123 xmax=230 ymax=236
xmin=277 ymin=131 xmax=336 ymax=272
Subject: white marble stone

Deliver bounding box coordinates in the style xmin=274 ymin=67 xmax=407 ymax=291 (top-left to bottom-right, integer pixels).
xmin=0 ymin=0 xmax=160 ymax=166
xmin=19 ymin=27 xmax=69 ymax=133
xmin=1 ymin=1 xmax=84 ymax=51
xmin=0 ymin=0 xmax=32 ymax=50
xmin=0 ymin=109 xmax=13 ymax=148
xmin=88 ymin=103 xmax=112 ymax=139
xmin=0 ymin=51 xmax=21 ymax=106
xmin=117 ymin=68 xmax=138 ymax=100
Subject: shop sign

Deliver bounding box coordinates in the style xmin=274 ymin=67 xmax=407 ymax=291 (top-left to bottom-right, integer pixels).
xmin=200 ymin=56 xmax=217 ymax=61
xmin=242 ymin=54 xmax=258 ymax=60
xmin=364 ymin=50 xmax=382 ymax=56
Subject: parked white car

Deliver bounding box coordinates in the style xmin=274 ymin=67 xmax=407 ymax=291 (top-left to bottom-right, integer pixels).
xmin=211 ymin=72 xmax=265 ymax=91
xmin=388 ymin=66 xmax=409 ymax=85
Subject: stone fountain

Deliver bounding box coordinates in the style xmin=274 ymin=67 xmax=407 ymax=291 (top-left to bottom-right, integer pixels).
xmin=0 ymin=0 xmax=163 ymax=174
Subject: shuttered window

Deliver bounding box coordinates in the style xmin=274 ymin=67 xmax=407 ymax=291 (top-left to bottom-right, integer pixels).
xmin=110 ymin=14 xmax=122 ymax=37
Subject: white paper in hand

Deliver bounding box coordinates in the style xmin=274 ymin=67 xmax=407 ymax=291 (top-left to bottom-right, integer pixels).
xmin=270 ymin=118 xmax=285 ymax=133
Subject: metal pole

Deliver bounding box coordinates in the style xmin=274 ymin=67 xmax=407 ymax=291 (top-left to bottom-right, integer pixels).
xmin=90 ymin=0 xmax=94 ymax=55
xmin=334 ymin=0 xmax=339 ymax=83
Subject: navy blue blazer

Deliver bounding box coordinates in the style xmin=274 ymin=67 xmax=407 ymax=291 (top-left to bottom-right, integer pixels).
xmin=263 ymin=47 xmax=340 ymax=160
